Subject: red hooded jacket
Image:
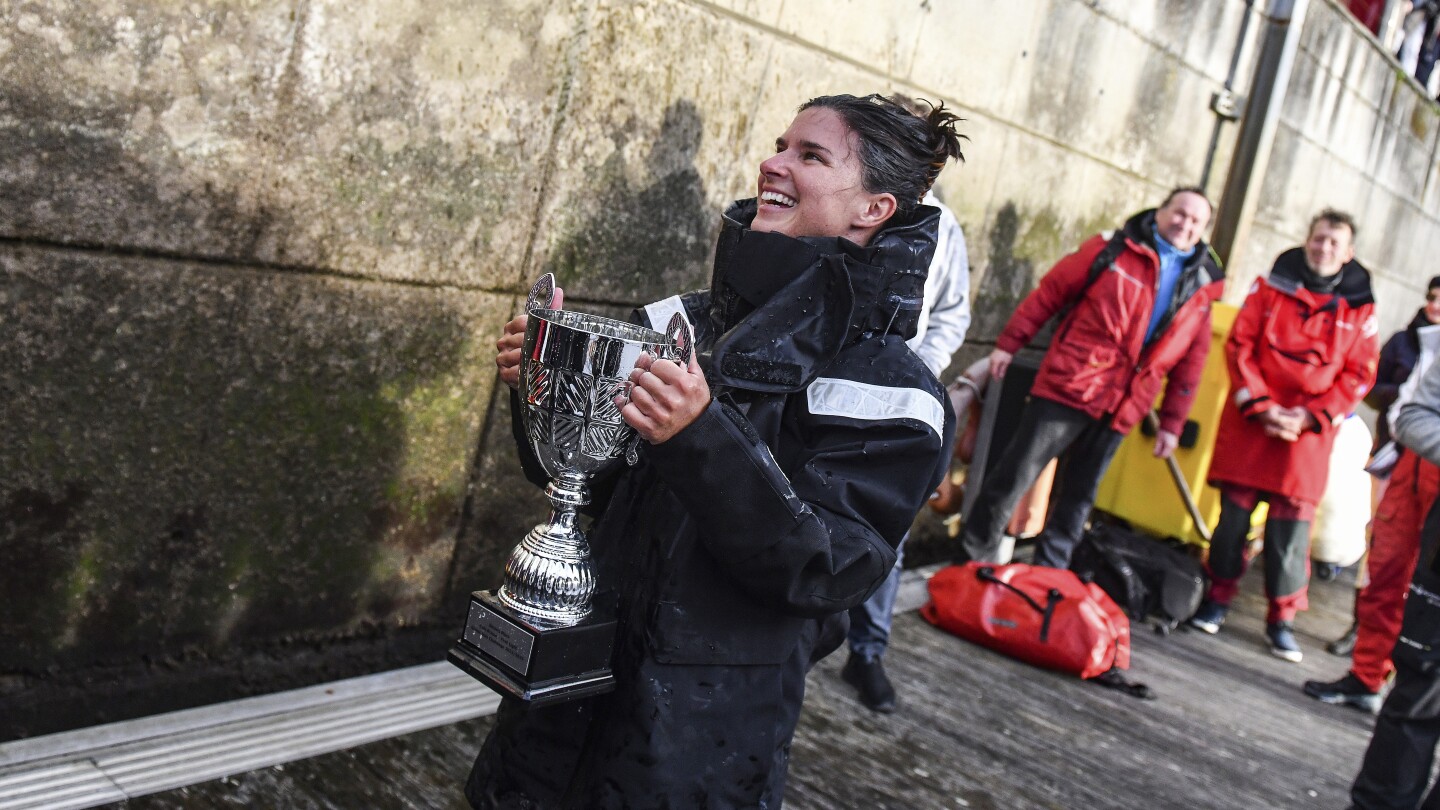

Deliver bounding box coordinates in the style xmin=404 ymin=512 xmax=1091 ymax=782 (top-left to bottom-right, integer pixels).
xmin=995 ymin=209 xmax=1226 ymax=435
xmin=1207 ymin=248 xmax=1380 ymax=504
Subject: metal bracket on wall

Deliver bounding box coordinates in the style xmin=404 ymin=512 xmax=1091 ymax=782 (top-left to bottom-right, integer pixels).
xmin=1210 ymin=89 xmax=1244 ymax=121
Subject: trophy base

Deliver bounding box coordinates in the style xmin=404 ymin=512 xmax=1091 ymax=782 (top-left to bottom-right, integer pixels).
xmin=448 ymin=590 xmax=617 ymax=707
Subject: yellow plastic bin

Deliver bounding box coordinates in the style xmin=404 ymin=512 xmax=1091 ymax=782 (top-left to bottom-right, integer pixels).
xmin=1093 ymin=302 xmax=1263 ymax=547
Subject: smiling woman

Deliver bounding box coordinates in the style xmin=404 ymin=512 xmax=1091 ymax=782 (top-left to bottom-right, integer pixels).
xmin=471 ymin=94 xmax=966 ymax=809
xmin=755 ymin=96 xmax=964 ymax=247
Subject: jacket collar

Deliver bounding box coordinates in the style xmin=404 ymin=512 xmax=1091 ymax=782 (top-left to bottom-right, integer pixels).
xmin=1121 ymin=208 xmax=1224 ymax=287
xmin=1265 ymin=247 xmax=1374 ymax=307
xmin=702 ymin=199 xmax=940 ymax=394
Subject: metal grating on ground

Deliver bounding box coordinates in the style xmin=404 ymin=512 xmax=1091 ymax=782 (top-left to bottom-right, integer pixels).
xmin=0 ymin=662 xmax=500 ymax=810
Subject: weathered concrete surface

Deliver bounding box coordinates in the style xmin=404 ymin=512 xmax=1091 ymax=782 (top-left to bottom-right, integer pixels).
xmin=5 ymin=0 xmax=1440 ymax=741
xmin=0 ymin=243 xmax=506 ymax=732
xmin=1238 ymin=0 xmax=1440 ymax=323
xmin=914 ymin=0 xmax=1255 ymax=342
xmin=0 ymin=0 xmax=567 ymax=288
xmin=101 ymin=559 xmax=1371 ymax=809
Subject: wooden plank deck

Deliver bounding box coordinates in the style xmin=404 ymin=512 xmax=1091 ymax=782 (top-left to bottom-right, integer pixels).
xmin=100 ymin=563 xmax=1376 ymax=810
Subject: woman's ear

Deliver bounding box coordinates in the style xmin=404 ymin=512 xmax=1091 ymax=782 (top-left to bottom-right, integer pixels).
xmin=854 ymin=192 xmax=898 ymax=231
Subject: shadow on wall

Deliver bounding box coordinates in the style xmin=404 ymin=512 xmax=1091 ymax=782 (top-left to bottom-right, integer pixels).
xmin=543 ymin=100 xmax=714 ymax=303
xmin=444 ymin=102 xmax=716 ymax=619
xmin=0 ymin=246 xmax=480 ymax=736
xmin=971 ymin=202 xmax=1039 ymax=342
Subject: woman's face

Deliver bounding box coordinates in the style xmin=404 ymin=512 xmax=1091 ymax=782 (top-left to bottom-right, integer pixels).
xmin=1425 ymin=288 xmax=1440 ymax=324
xmin=752 ymin=107 xmax=893 ymax=245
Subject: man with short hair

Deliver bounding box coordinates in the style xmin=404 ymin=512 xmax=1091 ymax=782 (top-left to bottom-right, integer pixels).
xmin=1190 ymin=210 xmax=1380 ymax=664
xmin=958 ymin=188 xmax=1225 ymax=570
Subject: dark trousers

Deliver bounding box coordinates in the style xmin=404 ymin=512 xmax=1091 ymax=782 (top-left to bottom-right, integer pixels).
xmin=1351 ymin=497 xmax=1440 ymax=810
xmin=1419 ymin=14 xmax=1440 ymax=86
xmin=960 ymin=397 xmax=1124 ymax=569
xmin=1351 ymin=569 xmax=1440 ymax=809
xmin=1204 ymin=487 xmax=1314 ymax=624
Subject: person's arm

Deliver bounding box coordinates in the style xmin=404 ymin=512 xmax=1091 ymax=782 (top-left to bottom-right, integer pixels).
xmin=994 ymin=235 xmax=1111 ymax=356
xmin=1363 ymin=333 xmax=1404 ymax=413
xmin=1150 ymin=306 xmax=1213 ymax=457
xmin=644 ymin=385 xmax=951 ymax=618
xmin=1307 ymin=310 xmax=1381 ymax=434
xmin=989 ymin=234 xmax=1112 ymax=379
xmin=913 ymin=216 xmax=971 ymax=376
xmin=1395 ymin=356 xmax=1440 ymax=466
xmin=1225 ymin=283 xmax=1276 ymax=418
xmin=1155 ymin=307 xmax=1213 ymax=436
xmin=1225 ymin=284 xmax=1312 ymax=439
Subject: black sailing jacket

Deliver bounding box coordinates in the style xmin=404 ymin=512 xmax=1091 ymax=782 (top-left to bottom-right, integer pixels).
xmin=467 ymin=200 xmax=955 ymax=809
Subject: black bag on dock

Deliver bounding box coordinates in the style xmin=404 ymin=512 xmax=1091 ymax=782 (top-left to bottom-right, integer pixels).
xmin=1071 ymin=524 xmax=1206 ymax=633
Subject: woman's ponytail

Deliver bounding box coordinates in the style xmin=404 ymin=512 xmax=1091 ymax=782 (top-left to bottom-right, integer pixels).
xmin=801 ymin=93 xmax=967 ymax=214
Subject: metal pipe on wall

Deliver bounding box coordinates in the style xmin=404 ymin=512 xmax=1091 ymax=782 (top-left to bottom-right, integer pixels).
xmin=1199 ymin=0 xmax=1255 ymax=191
xmin=1209 ymin=0 xmax=1311 ymax=271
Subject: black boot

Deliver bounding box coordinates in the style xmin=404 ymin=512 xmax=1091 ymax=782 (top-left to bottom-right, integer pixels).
xmin=1327 ymin=623 xmax=1358 ymax=656
xmin=841 ymin=652 xmax=897 ymax=713
xmin=1327 ymin=589 xmax=1360 ymax=656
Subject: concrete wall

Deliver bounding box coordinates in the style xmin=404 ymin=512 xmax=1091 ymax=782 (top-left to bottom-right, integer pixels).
xmin=1236 ymin=0 xmax=1440 ymax=327
xmin=2 ymin=0 xmax=1435 ymax=736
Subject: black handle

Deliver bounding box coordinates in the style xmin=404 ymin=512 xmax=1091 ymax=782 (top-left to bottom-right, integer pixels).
xmin=976 ymin=566 xmax=1064 ymax=642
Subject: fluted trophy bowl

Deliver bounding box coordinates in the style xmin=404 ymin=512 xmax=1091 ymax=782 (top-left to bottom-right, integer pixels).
xmin=497 ymin=273 xmax=691 ymax=627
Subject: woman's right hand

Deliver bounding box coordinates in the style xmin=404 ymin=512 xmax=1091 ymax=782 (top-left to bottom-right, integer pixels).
xmin=497 ymin=287 xmax=563 ymax=390
xmin=988 ymin=348 xmax=1014 ymax=380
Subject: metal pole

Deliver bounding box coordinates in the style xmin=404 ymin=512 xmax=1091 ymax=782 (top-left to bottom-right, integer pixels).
xmin=1209 ymin=0 xmax=1311 ymax=270
xmin=1199 ymin=0 xmax=1255 ymax=191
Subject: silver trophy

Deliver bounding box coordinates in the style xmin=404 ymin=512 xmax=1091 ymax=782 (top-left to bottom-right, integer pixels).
xmin=449 ymin=273 xmax=691 ymax=705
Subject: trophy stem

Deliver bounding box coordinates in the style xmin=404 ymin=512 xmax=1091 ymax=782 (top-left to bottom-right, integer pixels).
xmin=497 ymin=470 xmax=596 ymax=627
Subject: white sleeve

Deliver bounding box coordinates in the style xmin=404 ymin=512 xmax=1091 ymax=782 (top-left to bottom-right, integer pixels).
xmin=908 ymin=198 xmax=971 ymax=376
xmin=1396 ymin=357 xmax=1440 ymax=468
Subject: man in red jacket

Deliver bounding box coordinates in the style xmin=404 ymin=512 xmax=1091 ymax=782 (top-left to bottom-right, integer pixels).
xmin=959 ymin=188 xmax=1224 ymax=569
xmin=1189 ymin=210 xmax=1380 ymax=664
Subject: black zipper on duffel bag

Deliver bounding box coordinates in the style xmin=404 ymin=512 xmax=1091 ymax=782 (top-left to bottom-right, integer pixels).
xmin=976 ymin=566 xmax=1064 ymax=642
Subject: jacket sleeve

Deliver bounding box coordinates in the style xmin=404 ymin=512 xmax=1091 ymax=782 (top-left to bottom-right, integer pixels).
xmin=994 ymin=235 xmax=1109 ymax=355
xmin=1155 ymin=307 xmax=1213 ymax=435
xmin=644 ymin=394 xmax=950 ymax=618
xmin=1225 ymin=283 xmax=1274 ymax=418
xmin=1308 ymin=308 xmax=1380 ymax=431
xmin=1363 ymin=332 xmax=1404 ymax=413
xmin=912 ymin=211 xmax=971 ymax=375
xmin=1395 ymin=357 xmax=1440 ymax=467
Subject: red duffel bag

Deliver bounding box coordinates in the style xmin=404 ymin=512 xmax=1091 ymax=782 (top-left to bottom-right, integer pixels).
xmin=921 ymin=561 xmax=1131 ymax=679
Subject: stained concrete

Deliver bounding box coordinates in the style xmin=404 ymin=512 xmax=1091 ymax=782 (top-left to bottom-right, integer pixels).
xmin=0 ymin=244 xmax=506 ymax=734
xmin=1238 ymin=0 xmax=1440 ymax=315
xmin=4 ymin=0 xmax=1439 ymax=744
xmin=97 ymin=558 xmax=1372 ymax=809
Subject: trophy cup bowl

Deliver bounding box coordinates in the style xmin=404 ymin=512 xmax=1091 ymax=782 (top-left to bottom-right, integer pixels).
xmin=449 ymin=273 xmax=691 ymax=706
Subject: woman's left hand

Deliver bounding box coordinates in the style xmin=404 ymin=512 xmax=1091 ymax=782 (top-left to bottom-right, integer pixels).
xmin=618 ymin=352 xmax=711 ymax=444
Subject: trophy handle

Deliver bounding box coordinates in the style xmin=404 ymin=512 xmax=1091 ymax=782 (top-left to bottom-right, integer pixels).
xmin=527 ymin=273 xmax=557 ymax=314
xmin=665 ymin=312 xmax=694 ymax=366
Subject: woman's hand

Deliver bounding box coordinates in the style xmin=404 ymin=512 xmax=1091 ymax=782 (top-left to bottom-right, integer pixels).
xmin=496 ymin=287 xmax=563 ymax=390
xmin=619 ymin=351 xmax=710 ymax=444
xmin=988 ymin=348 xmax=1014 ymax=380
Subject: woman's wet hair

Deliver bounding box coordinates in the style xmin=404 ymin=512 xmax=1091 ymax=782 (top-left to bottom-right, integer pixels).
xmin=799 ymin=93 xmax=966 ymax=215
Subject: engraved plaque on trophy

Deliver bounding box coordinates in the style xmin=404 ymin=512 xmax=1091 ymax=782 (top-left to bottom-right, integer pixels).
xmin=448 ymin=273 xmax=692 ymax=706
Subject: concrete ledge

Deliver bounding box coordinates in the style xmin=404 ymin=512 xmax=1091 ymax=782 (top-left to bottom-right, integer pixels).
xmin=0 ymin=564 xmax=948 ymax=810
xmin=0 ymin=662 xmax=499 ymax=810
